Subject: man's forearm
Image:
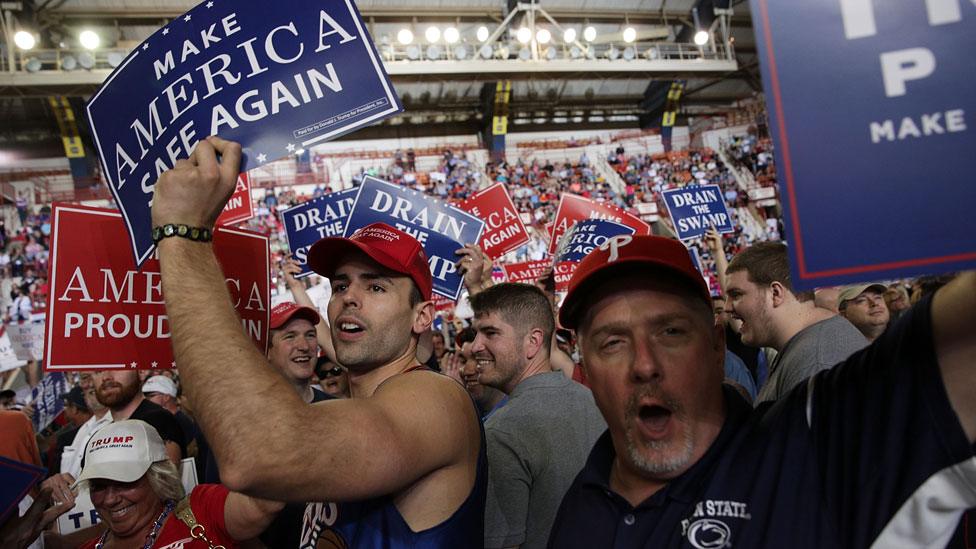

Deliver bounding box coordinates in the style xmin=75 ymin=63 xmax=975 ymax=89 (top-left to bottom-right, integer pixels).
xmin=159 ymin=239 xmax=305 ymax=474
xmin=932 ymin=271 xmax=976 ymax=442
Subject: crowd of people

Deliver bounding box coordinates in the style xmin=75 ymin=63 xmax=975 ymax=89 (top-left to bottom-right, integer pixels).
xmin=0 ymin=133 xmax=973 ymax=549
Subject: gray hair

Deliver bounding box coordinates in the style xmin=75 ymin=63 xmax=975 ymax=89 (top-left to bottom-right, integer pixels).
xmin=146 ymin=460 xmax=185 ymax=502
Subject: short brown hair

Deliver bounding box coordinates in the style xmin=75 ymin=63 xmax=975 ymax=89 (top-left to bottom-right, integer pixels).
xmin=470 ymin=283 xmax=554 ymax=352
xmin=726 ymin=242 xmax=813 ymax=302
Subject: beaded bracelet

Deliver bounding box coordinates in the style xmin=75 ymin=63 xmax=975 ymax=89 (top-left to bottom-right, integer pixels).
xmin=152 ymin=223 xmax=213 ymax=244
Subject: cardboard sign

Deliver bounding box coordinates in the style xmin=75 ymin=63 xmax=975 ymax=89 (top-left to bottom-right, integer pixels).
xmin=216 ymin=172 xmax=255 ymax=226
xmin=548 ymin=194 xmax=649 ymax=255
xmin=552 ymin=219 xmax=636 ymax=291
xmin=751 ymin=0 xmax=975 ymax=288
xmin=502 ymin=260 xmax=551 ymax=285
xmin=281 ymin=188 xmax=357 ymax=277
xmin=8 ymin=321 xmax=45 ymax=361
xmin=86 ymin=0 xmax=402 ymax=266
xmin=458 ymin=183 xmax=529 ymax=259
xmin=432 ymin=293 xmax=456 ymax=312
xmin=56 ymin=488 xmax=100 ymax=535
xmin=344 ymin=177 xmax=485 ymax=300
xmin=661 ymin=184 xmax=735 ymax=241
xmin=0 ymin=456 xmax=46 ymax=525
xmin=44 ymin=204 xmax=270 ymax=371
xmin=0 ymin=327 xmax=27 ymax=373
xmin=491 ymin=266 xmax=507 ymax=284
xmin=30 ymin=373 xmax=70 ymax=432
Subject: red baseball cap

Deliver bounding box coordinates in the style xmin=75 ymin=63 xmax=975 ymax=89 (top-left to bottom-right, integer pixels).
xmin=270 ymin=302 xmax=320 ymax=330
xmin=558 ymin=234 xmax=711 ymax=330
xmin=307 ymin=223 xmax=433 ymax=301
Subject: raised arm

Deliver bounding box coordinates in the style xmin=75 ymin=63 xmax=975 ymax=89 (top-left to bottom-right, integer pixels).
xmin=703 ymin=226 xmax=728 ymax=293
xmin=930 ymin=271 xmax=976 ymax=442
xmin=152 ymin=138 xmax=475 ymax=502
xmin=282 ymin=257 xmax=336 ymax=363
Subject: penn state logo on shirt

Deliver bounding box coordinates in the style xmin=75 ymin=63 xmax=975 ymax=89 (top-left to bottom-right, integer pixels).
xmin=300 ymin=502 xmax=347 ymax=549
xmin=685 ymin=519 xmax=732 ymax=549
xmin=681 ymin=499 xmax=751 ymax=549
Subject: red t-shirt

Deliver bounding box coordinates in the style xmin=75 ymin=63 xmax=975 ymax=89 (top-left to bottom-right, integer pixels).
xmin=79 ymin=484 xmax=237 ymax=549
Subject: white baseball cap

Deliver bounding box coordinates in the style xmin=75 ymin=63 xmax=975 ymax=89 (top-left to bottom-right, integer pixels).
xmin=74 ymin=420 xmax=167 ymax=487
xmin=142 ymin=375 xmax=178 ymax=398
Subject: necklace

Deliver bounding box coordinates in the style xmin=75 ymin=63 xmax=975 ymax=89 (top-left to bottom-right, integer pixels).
xmin=95 ymin=499 xmax=176 ymax=549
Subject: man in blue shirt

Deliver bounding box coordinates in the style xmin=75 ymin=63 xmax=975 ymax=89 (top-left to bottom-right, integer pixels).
xmin=548 ymin=234 xmax=975 ymax=548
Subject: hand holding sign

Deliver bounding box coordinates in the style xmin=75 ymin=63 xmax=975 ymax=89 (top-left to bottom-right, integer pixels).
xmin=455 ymin=244 xmax=490 ymax=295
xmin=0 ymin=482 xmax=74 ymax=548
xmin=151 ymin=137 xmax=241 ymax=229
xmin=703 ymin=225 xmax=723 ymax=255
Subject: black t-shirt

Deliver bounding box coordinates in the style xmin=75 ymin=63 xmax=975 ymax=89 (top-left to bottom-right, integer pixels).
xmin=130 ymin=399 xmax=187 ymax=458
xmin=549 ymin=296 xmax=975 ymax=548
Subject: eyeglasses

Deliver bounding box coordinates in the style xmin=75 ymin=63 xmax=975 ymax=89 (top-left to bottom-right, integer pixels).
xmin=320 ymin=366 xmax=345 ymax=378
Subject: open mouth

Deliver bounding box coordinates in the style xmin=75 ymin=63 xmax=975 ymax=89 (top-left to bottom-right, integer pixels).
xmin=637 ymin=404 xmax=673 ymax=438
xmin=335 ymin=317 xmax=366 ymax=340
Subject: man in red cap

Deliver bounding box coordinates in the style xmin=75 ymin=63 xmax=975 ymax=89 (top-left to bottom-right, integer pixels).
xmin=547 ymin=234 xmax=976 ymax=548
xmin=267 ymin=302 xmax=331 ymax=404
xmin=150 ymin=137 xmax=485 ymax=548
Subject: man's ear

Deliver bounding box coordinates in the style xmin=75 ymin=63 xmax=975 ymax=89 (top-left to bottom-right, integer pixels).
xmin=523 ymin=328 xmax=545 ymax=360
xmin=412 ymin=301 xmax=435 ymax=335
xmin=769 ymin=281 xmax=789 ymax=308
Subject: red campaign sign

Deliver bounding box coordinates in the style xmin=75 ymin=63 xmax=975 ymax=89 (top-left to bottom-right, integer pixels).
xmin=44 ymin=204 xmax=270 ymax=371
xmin=547 ymin=193 xmax=650 ymax=255
xmin=458 ymin=183 xmax=529 ymax=260
xmin=553 ymin=261 xmax=577 ymax=293
xmin=432 ymin=293 xmax=455 ymax=312
xmin=215 ymin=173 xmax=255 ymax=227
xmin=502 ymin=260 xmax=551 ymax=285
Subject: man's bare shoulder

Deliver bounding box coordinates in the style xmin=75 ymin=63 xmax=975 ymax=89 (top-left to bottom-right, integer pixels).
xmin=374 ymin=369 xmax=474 ymax=414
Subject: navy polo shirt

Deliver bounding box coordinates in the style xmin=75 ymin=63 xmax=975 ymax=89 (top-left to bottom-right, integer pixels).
xmin=549 ymin=295 xmax=975 ymax=548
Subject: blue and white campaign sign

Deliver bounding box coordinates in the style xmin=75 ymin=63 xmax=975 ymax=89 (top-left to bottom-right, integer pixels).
xmin=750 ymin=0 xmax=975 ymax=289
xmin=552 ymin=219 xmax=636 ymax=292
xmin=0 ymin=456 xmax=46 ymax=525
xmin=30 ymin=372 xmax=70 ymax=432
xmin=554 ymin=219 xmax=637 ymax=263
xmin=661 ymin=184 xmax=734 ymax=241
xmin=344 ymin=176 xmax=485 ymax=300
xmin=87 ymin=0 xmax=402 ymax=266
xmin=282 ymin=188 xmax=357 ymax=278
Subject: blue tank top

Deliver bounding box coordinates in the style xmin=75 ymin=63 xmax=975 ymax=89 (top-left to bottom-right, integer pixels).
xmin=299 ymin=372 xmax=487 ymax=549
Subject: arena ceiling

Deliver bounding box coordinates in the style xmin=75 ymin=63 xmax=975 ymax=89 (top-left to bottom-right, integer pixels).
xmin=0 ymin=0 xmax=760 ymax=157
